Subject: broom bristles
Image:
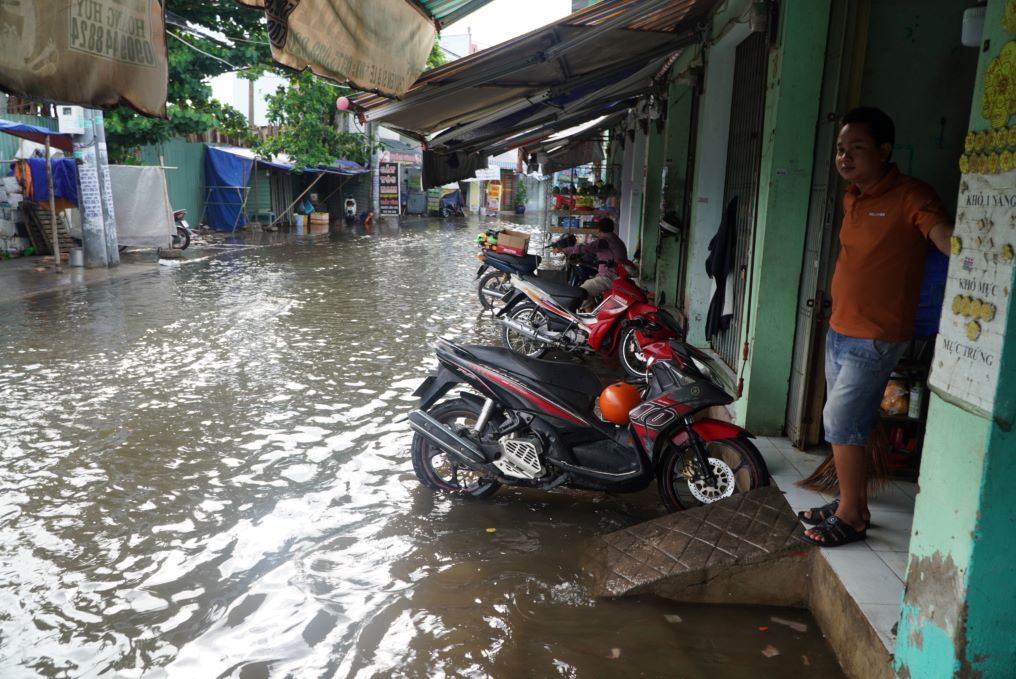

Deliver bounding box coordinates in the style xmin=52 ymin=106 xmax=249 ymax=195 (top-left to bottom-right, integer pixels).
xmin=796 ymin=419 xmax=893 ymax=493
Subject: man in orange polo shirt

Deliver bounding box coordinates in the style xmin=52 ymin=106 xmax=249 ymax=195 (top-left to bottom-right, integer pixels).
xmin=801 ymin=107 xmax=953 ymax=547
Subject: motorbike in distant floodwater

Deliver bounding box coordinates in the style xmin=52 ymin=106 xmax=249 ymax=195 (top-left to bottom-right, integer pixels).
xmin=407 ymin=337 xmax=768 ymax=512
xmin=172 ymin=209 xmax=191 ymax=250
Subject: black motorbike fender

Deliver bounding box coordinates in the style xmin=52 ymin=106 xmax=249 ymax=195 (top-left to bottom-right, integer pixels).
xmin=413 ymin=366 xmax=462 ymax=410
xmin=475 ymin=263 xmax=489 ymax=279
xmin=496 ymin=290 xmax=529 ymax=317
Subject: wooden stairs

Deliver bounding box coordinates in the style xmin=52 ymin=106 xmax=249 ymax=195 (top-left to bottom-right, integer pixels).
xmin=22 ymin=203 xmax=75 ymax=257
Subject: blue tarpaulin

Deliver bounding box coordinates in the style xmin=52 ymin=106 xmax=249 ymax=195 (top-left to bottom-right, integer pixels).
xmin=205 ymin=146 xmax=253 ymax=231
xmin=0 ymin=118 xmax=73 ymax=153
xmin=19 ymin=158 xmax=79 ymax=205
xmin=204 ymin=146 xmax=369 ymax=231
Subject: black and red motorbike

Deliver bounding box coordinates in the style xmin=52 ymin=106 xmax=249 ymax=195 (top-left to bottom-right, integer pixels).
xmin=497 ymin=259 xmax=682 ymax=378
xmin=407 ymin=337 xmax=768 ymax=512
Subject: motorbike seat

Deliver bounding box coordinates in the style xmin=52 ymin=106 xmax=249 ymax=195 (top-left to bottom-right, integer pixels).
xmin=457 ymin=344 xmax=603 ymax=415
xmin=484 ymin=251 xmax=541 ymax=274
xmin=517 ymin=274 xmax=587 ymax=311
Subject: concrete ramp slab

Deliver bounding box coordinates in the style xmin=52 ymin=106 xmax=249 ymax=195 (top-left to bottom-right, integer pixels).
xmin=583 ymin=486 xmax=812 ymax=607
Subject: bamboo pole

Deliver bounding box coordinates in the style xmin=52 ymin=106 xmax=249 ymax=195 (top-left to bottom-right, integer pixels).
xmin=45 ymin=135 xmax=61 ymax=273
xmin=265 ymin=172 xmax=324 ymax=231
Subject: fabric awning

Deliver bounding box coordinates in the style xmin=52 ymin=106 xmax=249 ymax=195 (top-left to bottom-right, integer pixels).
xmin=0 ymin=118 xmax=74 ymax=154
xmin=352 ymin=0 xmax=718 ymax=185
xmin=237 ymin=0 xmax=494 ymax=98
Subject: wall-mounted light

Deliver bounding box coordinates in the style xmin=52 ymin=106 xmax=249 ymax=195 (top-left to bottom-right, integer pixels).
xmin=749 ymin=1 xmax=769 ymax=34
xmin=961 ymin=3 xmax=987 ymax=48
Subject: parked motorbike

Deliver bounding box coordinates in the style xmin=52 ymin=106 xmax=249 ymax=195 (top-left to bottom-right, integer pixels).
xmin=496 ymin=260 xmax=682 ymax=379
xmin=439 ymin=190 xmax=466 ymax=218
xmin=172 ymin=209 xmax=191 ymax=250
xmin=343 ymin=197 xmax=358 ymax=227
xmin=475 ymin=234 xmax=596 ymax=311
xmin=407 ymin=337 xmax=768 ymax=512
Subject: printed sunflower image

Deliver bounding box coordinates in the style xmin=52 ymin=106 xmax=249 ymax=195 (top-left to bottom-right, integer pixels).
xmin=981 ymin=41 xmax=1016 ymax=129
xmin=1005 ymin=0 xmax=1016 ymax=36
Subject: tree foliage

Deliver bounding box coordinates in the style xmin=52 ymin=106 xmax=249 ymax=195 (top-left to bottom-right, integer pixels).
xmin=254 ymin=70 xmax=376 ymax=171
xmin=106 ymin=1 xmax=272 ymax=162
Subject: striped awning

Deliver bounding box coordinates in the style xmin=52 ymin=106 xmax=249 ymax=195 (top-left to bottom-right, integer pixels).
xmin=408 ymin=0 xmax=498 ymax=27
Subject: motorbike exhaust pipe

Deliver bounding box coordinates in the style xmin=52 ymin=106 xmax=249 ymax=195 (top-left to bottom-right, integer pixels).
xmin=498 ymin=316 xmax=562 ymax=345
xmin=407 ymin=410 xmax=490 ymax=469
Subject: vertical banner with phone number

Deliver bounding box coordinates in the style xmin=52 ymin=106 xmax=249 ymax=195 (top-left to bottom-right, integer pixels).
xmin=379 ymin=162 xmax=401 ymax=216
xmin=0 ymin=0 xmax=168 ymax=117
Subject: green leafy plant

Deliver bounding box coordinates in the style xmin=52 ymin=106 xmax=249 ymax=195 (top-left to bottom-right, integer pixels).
xmin=514 ymin=179 xmax=528 ymax=207
xmin=254 ymin=70 xmax=377 ymax=170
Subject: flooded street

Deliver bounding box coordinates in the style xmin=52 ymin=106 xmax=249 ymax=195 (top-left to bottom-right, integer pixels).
xmin=0 ymin=217 xmax=841 ymax=678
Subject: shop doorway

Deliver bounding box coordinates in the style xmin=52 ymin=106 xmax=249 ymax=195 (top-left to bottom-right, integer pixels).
xmin=785 ymin=0 xmax=979 ymax=449
xmin=710 ymin=31 xmax=768 ymax=369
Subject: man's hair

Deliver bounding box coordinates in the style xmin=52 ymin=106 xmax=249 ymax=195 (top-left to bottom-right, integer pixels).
xmin=841 ymin=106 xmax=895 ymax=148
xmin=596 ymin=217 xmax=615 ymax=233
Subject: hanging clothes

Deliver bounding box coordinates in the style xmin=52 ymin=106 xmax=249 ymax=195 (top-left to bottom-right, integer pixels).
xmin=705 ymin=196 xmax=739 ymax=340
xmin=11 ymin=159 xmax=78 ymax=209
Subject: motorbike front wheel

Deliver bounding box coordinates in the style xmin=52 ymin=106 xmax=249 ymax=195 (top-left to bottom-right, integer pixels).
xmin=500 ymin=303 xmax=549 ymax=358
xmin=617 ymin=325 xmax=649 ymax=378
xmin=478 ymin=271 xmax=512 ymax=311
xmin=411 ymin=398 xmax=501 ymax=499
xmin=657 ymin=437 xmax=768 ymax=512
xmin=172 ymin=225 xmax=191 ymax=250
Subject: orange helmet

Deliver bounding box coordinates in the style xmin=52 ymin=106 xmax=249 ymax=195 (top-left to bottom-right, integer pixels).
xmin=598 ymin=382 xmax=641 ymax=425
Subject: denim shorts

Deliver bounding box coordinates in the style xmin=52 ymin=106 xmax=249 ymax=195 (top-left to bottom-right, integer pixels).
xmin=823 ymin=328 xmax=908 ymax=446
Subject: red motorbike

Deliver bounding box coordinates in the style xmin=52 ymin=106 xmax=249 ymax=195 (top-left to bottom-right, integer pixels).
xmin=407 ymin=337 xmax=768 ymax=512
xmin=496 ymin=260 xmax=682 ymax=378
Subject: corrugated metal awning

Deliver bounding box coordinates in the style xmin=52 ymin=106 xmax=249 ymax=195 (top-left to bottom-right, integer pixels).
xmin=409 ymin=0 xmax=498 ymax=27
xmin=354 ymin=0 xmax=715 ymax=142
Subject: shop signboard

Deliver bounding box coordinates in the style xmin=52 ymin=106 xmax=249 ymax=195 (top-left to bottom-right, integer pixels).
xmin=379 ymin=161 xmax=400 ymax=216
xmin=485 ymin=181 xmax=502 ymax=214
xmin=929 ymin=168 xmax=1016 ymax=419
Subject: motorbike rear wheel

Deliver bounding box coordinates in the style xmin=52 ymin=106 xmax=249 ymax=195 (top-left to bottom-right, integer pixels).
xmin=500 ymin=303 xmax=549 ymax=358
xmin=657 ymin=437 xmax=767 ymax=512
xmin=617 ymin=326 xmax=649 ymax=378
xmin=478 ymin=271 xmax=512 ymax=311
xmin=172 ymin=225 xmax=191 ymax=250
xmin=411 ymin=398 xmax=502 ymax=499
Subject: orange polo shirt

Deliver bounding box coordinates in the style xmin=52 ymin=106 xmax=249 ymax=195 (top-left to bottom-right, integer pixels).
xmin=830 ymin=165 xmax=950 ymax=341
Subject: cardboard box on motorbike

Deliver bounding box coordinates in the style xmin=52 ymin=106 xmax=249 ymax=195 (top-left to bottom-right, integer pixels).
xmin=496 ymin=229 xmax=529 ymax=256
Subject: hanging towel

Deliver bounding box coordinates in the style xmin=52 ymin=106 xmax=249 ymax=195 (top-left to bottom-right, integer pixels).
xmin=705 ymin=196 xmax=739 ymax=340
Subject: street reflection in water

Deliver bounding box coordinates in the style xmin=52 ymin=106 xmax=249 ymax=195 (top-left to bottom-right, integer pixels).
xmin=0 ymin=217 xmax=842 ymax=678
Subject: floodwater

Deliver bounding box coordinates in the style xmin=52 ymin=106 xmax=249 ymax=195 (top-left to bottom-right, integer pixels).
xmin=0 ymin=216 xmax=843 ymax=678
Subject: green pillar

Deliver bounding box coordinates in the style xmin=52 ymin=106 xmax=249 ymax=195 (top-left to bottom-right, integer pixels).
xmin=895 ymin=3 xmax=1016 ymax=675
xmin=735 ymin=0 xmax=831 ymax=434
xmin=640 ymin=121 xmax=666 ymax=279
xmin=656 ymin=80 xmax=694 ymax=310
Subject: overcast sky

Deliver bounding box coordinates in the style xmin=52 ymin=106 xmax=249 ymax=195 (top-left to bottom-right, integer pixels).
xmin=443 ymin=0 xmax=572 ymax=51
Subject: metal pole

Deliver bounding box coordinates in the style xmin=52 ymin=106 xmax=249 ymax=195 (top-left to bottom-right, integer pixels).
xmin=93 ymin=111 xmax=120 ymax=265
xmin=74 ymin=109 xmax=108 ymax=268
xmin=44 ymin=135 xmax=61 ymax=273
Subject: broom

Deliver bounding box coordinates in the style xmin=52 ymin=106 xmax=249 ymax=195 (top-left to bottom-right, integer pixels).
xmin=795 ymin=418 xmax=893 ymax=494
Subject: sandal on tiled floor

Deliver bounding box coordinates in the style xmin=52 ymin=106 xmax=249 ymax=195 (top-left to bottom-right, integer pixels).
xmin=797 ymin=499 xmax=840 ymax=525
xmin=800 ymin=515 xmax=867 ymax=547
xmin=798 ymin=499 xmax=871 ymax=528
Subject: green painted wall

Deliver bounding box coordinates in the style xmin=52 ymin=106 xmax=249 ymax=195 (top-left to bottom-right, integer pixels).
xmin=656 ymin=82 xmax=694 ymax=310
xmin=640 ymin=122 xmax=665 ymax=280
xmin=734 ymin=0 xmax=831 ymax=433
xmin=140 ymin=139 xmax=206 ymax=228
xmin=895 ymin=2 xmax=1016 ymax=677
